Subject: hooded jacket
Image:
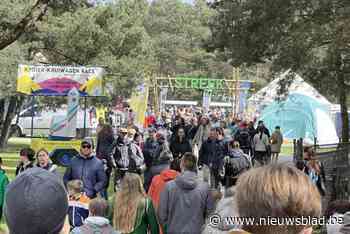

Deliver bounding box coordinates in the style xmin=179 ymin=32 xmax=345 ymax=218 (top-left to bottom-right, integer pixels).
xmin=159 ymin=171 xmax=215 ymax=234
xmin=148 ymin=169 xmax=179 ymax=210
xmin=63 ymin=154 xmax=107 ymax=198
xmin=71 ymin=216 xmax=120 ymax=234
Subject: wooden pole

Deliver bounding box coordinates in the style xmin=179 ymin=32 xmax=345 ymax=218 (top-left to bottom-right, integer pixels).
xmin=234 ymin=67 xmax=240 ymax=119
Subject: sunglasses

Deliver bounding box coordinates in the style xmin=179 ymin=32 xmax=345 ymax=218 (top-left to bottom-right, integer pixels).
xmin=82 ymin=145 xmax=91 ymax=149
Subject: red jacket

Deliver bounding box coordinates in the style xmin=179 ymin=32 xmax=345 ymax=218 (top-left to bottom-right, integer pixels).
xmin=148 ymin=169 xmax=179 ymax=210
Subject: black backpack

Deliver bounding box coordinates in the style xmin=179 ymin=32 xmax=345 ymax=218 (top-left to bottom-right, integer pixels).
xmin=238 ymin=130 xmax=250 ymax=148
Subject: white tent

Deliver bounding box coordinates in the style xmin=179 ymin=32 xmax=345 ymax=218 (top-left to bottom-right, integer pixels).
xmin=249 ymin=70 xmax=331 ymax=108
xmin=249 ymin=70 xmax=339 ymax=145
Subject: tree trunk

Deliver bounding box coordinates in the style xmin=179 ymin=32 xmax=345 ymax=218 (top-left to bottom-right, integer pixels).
xmin=338 ymin=72 xmax=349 ymax=143
xmin=0 ymin=96 xmax=24 ymax=149
xmin=0 ymin=99 xmax=5 ymax=129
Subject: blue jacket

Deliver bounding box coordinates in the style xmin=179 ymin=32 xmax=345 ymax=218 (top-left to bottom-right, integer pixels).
xmin=63 ymin=155 xmax=107 ymax=198
xmin=199 ymin=139 xmax=226 ymax=170
xmin=68 ymin=194 xmax=90 ymax=228
xmin=143 ymin=138 xmax=160 ymax=168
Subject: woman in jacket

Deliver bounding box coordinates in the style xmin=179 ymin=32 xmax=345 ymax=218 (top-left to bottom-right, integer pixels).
xmin=270 ymin=126 xmax=283 ymax=162
xmin=192 ymin=116 xmax=211 ymax=150
xmin=170 ymin=127 xmax=192 ymax=172
xmin=96 ymin=124 xmax=115 ymax=199
xmin=253 ymin=127 xmax=270 ymax=166
xmin=36 ymin=148 xmax=59 ymax=175
xmin=16 ymin=148 xmax=35 ymax=176
xmin=113 ymin=173 xmax=159 ymax=234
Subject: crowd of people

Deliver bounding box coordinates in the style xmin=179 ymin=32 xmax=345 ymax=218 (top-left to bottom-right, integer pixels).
xmin=0 ymin=106 xmax=345 ymax=234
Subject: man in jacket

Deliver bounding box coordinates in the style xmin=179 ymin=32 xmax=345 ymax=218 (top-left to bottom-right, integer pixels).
xmin=234 ymin=122 xmax=251 ymax=155
xmin=144 ymin=133 xmax=173 ymax=192
xmin=159 ymin=152 xmax=215 ymax=234
xmin=64 ymin=141 xmax=107 ymax=199
xmin=199 ymin=128 xmax=226 ymax=189
xmin=112 ymin=128 xmax=144 ymax=188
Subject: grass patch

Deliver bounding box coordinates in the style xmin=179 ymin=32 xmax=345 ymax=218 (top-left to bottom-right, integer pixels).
xmin=280 ymin=144 xmax=293 ymax=156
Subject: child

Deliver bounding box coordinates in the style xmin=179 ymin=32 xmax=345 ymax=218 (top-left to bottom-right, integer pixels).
xmin=67 ymin=180 xmax=90 ymax=229
xmin=16 ymin=148 xmax=35 ymax=176
xmin=0 ymin=157 xmax=9 ymax=220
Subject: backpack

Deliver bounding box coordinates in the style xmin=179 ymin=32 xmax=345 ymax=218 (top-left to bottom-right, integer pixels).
xmin=270 ymin=133 xmax=278 ymax=144
xmin=238 ymin=130 xmax=250 ymax=148
xmin=115 ymin=143 xmax=143 ymax=170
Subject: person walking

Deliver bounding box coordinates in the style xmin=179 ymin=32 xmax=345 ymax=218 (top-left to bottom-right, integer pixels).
xmin=113 ymin=173 xmax=159 ymax=234
xmin=147 ymin=163 xmax=179 ymax=211
xmin=199 ymin=128 xmax=225 ymax=189
xmin=71 ymin=198 xmax=119 ymax=234
xmin=187 ymin=117 xmax=199 ymax=143
xmin=270 ymin=126 xmax=283 ymax=162
xmin=148 ymin=164 xmax=179 ymax=234
xmin=234 ymin=122 xmax=251 ymax=155
xmin=112 ymin=128 xmax=144 ymax=188
xmin=16 ymin=147 xmax=35 ymax=176
xmin=252 ymin=126 xmax=270 ymax=166
xmin=63 ymin=141 xmax=107 ymax=199
xmin=257 ymin=120 xmax=270 ymax=138
xmin=36 ymin=148 xmax=59 ymax=175
xmin=159 ymin=153 xmax=215 ymax=234
xmin=170 ymin=127 xmax=192 ymax=172
xmin=144 ymin=133 xmax=173 ymax=192
xmin=192 ymin=116 xmax=211 ymax=150
xmin=222 ymin=141 xmax=251 ymax=190
xmin=143 ymin=128 xmax=160 ymax=191
xmin=96 ymin=124 xmax=115 ymax=199
xmin=0 ymin=157 xmax=9 ymax=221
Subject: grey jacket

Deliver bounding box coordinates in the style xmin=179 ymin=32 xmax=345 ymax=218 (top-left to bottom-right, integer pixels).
xmin=202 ymin=187 xmax=240 ymax=234
xmin=70 ymin=216 xmax=119 ymax=234
xmin=159 ymin=170 xmax=215 ymax=234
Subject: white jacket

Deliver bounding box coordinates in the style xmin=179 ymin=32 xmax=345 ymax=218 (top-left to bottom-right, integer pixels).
xmin=253 ymin=133 xmax=269 ymax=152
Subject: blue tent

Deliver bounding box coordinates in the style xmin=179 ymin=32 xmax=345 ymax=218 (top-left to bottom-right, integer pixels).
xmin=259 ymin=93 xmax=331 ymax=143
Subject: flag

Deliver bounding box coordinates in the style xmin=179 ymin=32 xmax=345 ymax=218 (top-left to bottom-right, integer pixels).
xmin=129 ymin=83 xmax=149 ymax=128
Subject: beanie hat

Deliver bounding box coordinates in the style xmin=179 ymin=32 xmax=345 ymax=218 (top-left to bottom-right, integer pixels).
xmin=4 ymin=168 xmax=68 ymax=234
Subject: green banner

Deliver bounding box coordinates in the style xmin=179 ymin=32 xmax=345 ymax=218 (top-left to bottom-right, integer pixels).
xmin=174 ymin=77 xmax=225 ymax=90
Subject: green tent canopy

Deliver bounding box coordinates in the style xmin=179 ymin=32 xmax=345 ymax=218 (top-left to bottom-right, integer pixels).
xmin=259 ymin=93 xmax=338 ymax=144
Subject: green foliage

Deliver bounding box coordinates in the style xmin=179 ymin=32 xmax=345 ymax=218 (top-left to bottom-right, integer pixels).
xmin=0 ymin=43 xmax=29 ymax=97
xmin=209 ymin=0 xmax=350 ymax=141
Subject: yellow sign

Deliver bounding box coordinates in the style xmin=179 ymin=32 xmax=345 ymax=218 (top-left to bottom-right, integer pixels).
xmin=31 ymin=138 xmax=82 ymax=154
xmin=96 ymin=107 xmax=107 ymax=121
xmin=129 ymin=83 xmax=149 ymax=127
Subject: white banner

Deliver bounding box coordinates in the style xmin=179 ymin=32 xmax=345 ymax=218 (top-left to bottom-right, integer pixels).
xmin=17 ymin=64 xmax=105 ymax=96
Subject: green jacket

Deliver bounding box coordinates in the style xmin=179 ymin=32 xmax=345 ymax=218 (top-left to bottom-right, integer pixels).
xmin=0 ymin=169 xmax=9 ymax=208
xmin=109 ymin=196 xmax=159 ymax=234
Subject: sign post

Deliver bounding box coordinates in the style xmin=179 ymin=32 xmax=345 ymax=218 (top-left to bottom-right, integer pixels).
xmin=202 ymin=90 xmax=212 ymax=113
xmin=159 ymin=87 xmax=168 ymax=113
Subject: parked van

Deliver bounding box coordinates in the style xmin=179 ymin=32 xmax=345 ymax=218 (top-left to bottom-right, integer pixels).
xmin=11 ymin=105 xmax=97 ymax=138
